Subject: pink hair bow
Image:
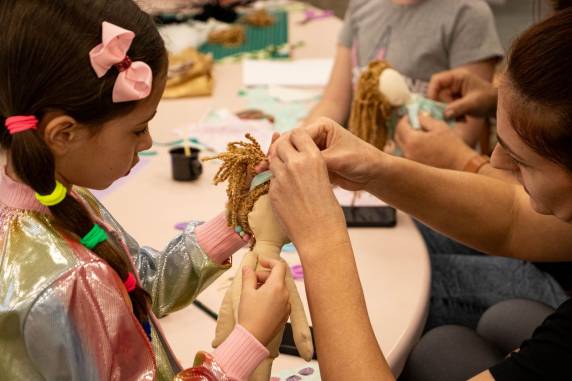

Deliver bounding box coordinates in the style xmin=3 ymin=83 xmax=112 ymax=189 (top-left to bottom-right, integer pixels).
xmin=89 ymin=22 xmax=153 ymax=103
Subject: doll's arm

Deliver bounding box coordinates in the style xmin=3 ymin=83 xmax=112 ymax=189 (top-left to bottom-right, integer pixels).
xmin=285 ymin=272 xmax=314 ymax=361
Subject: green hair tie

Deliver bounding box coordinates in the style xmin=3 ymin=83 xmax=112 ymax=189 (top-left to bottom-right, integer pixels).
xmin=80 ymin=224 xmax=108 ymax=250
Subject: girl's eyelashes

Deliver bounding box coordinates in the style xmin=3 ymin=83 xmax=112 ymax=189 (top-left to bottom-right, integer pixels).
xmin=134 ymin=125 xmax=149 ymax=136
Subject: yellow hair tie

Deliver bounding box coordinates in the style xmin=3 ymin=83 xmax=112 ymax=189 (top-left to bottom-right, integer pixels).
xmin=35 ymin=181 xmax=67 ymax=206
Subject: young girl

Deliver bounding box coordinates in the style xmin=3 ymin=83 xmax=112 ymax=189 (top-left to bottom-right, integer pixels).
xmin=0 ymin=1 xmax=289 ymax=380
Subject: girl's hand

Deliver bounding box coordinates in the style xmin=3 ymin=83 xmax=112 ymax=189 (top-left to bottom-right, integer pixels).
xmin=238 ymin=259 xmax=290 ymax=346
xmin=269 ymin=127 xmax=350 ymax=253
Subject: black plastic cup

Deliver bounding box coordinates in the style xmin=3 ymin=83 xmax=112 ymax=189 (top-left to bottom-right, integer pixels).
xmin=169 ymin=147 xmax=203 ymax=181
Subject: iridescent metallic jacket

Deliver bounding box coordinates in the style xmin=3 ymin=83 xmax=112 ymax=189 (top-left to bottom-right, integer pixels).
xmin=0 ymin=185 xmax=231 ymax=380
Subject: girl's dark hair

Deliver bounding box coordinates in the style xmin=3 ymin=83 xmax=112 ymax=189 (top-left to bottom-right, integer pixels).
xmin=505 ymin=8 xmax=572 ymax=171
xmin=0 ymin=0 xmax=167 ymax=327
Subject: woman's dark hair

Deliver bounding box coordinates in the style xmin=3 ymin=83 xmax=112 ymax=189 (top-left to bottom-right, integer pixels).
xmin=550 ymin=0 xmax=572 ymax=11
xmin=505 ymin=8 xmax=572 ymax=171
xmin=0 ymin=0 xmax=168 ymax=328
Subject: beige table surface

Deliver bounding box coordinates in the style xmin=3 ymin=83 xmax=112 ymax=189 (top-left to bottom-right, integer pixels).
xmin=97 ymin=8 xmax=430 ymax=379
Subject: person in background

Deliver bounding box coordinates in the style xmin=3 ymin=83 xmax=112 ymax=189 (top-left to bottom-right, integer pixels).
xmin=305 ymin=0 xmax=503 ymax=147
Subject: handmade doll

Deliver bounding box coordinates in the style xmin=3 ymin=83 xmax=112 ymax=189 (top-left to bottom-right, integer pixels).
xmin=349 ymin=60 xmax=453 ymax=151
xmin=204 ymin=135 xmax=314 ymax=381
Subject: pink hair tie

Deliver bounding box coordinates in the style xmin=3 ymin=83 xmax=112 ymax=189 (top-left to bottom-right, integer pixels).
xmin=5 ymin=115 xmax=38 ymax=135
xmin=124 ymin=272 xmax=137 ymax=293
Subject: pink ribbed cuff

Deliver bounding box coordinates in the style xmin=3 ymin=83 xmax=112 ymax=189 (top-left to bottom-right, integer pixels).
xmin=195 ymin=212 xmax=247 ymax=264
xmin=213 ymin=325 xmax=269 ymax=381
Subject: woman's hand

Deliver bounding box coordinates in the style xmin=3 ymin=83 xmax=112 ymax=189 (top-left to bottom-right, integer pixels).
xmin=428 ymin=68 xmax=498 ymax=119
xmin=269 ymin=118 xmax=385 ymax=192
xmin=269 ymin=127 xmax=350 ymax=253
xmin=238 ymin=258 xmax=290 ymax=346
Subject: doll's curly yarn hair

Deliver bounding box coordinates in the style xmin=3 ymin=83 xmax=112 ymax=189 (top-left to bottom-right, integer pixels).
xmin=203 ymin=134 xmax=269 ymax=244
xmin=349 ymin=60 xmax=394 ymax=150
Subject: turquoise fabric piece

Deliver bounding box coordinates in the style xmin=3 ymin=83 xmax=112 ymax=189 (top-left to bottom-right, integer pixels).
xmin=250 ymin=170 xmax=273 ymax=190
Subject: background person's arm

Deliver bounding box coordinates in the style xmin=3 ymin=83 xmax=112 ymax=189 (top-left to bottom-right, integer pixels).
xmin=303 ymin=45 xmax=353 ymax=126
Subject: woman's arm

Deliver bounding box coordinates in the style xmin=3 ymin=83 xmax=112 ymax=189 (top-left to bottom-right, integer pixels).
xmin=276 ymin=121 xmax=572 ymax=262
xmin=366 ymin=147 xmax=572 ymax=262
xmin=268 ymin=132 xmax=394 ymax=380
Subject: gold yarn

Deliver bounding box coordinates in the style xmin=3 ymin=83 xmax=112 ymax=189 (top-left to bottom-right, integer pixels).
xmin=348 ymin=60 xmax=394 ymax=150
xmin=207 ymin=25 xmax=246 ymax=47
xmin=203 ymin=134 xmax=269 ymax=244
xmin=244 ymin=9 xmax=275 ymax=27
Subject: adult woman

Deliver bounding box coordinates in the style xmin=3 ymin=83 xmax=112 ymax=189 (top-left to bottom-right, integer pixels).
xmin=267 ymin=9 xmax=572 ymax=380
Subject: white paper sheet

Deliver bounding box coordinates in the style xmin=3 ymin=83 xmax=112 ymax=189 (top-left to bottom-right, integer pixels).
xmin=243 ymin=59 xmax=334 ymax=87
xmin=186 ymin=119 xmax=274 ymax=153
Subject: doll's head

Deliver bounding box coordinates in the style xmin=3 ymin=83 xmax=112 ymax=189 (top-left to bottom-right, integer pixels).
xmin=0 ymin=0 xmax=168 ymax=327
xmin=204 ymin=134 xmax=270 ymax=244
xmin=349 ymin=60 xmax=398 ymax=150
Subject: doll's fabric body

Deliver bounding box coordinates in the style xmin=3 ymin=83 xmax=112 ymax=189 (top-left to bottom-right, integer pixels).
xmin=0 ymin=171 xmax=267 ymax=381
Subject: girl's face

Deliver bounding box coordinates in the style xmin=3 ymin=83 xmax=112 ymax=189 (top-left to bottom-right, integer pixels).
xmin=492 ymin=85 xmax=572 ymax=223
xmin=53 ymin=78 xmax=166 ymax=190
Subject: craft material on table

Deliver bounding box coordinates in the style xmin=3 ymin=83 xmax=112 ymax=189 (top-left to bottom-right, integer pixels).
xmin=244 ymin=8 xmax=275 ymax=26
xmin=268 ymin=86 xmax=321 ymax=103
xmin=241 ymin=87 xmax=313 ymax=132
xmin=207 ymin=24 xmax=246 ymax=47
xmin=199 ymin=11 xmax=288 ymax=60
xmin=271 ymin=365 xmax=321 ymax=381
xmin=242 ymin=59 xmax=334 ymax=87
xmin=186 ymin=119 xmax=275 ymax=153
xmin=164 ymin=48 xmax=214 ymax=99
xmin=298 ymin=9 xmax=334 ymax=25
xmin=217 ymin=41 xmax=304 ymax=62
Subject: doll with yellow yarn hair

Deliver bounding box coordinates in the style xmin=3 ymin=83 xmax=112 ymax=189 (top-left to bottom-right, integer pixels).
xmin=349 ymin=60 xmax=454 ymax=153
xmin=204 ymin=134 xmax=314 ymax=381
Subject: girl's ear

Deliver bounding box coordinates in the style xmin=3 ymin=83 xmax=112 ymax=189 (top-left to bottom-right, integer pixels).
xmin=42 ymin=113 xmax=85 ymax=157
